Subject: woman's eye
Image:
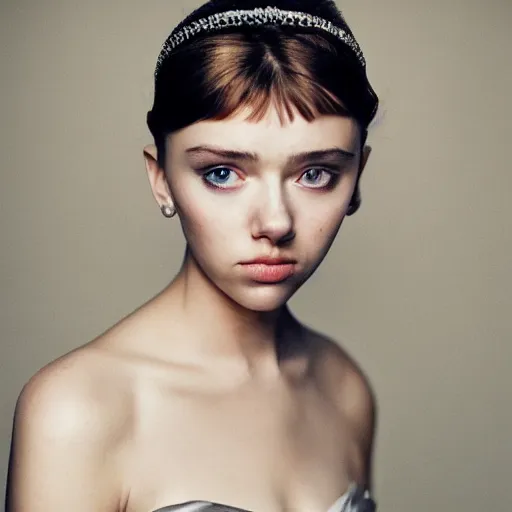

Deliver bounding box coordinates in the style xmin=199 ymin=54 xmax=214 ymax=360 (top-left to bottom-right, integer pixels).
xmin=203 ymin=167 xmax=241 ymax=189
xmin=298 ymin=168 xmax=334 ymax=189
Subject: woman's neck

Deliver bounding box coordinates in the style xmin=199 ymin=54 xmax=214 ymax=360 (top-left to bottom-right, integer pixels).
xmin=159 ymin=251 xmax=301 ymax=379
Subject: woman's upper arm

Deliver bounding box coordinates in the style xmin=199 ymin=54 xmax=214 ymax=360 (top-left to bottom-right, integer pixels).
xmin=341 ymin=366 xmax=377 ymax=490
xmin=6 ymin=364 xmax=125 ymax=512
xmin=319 ymin=341 xmax=377 ymax=489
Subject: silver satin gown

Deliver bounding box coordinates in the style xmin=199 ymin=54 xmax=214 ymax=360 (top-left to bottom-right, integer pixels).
xmin=152 ymin=483 xmax=376 ymax=511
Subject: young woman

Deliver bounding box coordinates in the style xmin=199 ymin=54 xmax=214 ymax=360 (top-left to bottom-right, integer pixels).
xmin=7 ymin=1 xmax=379 ymax=511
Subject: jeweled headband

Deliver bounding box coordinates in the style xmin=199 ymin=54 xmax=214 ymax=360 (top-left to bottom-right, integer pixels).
xmin=155 ymin=3 xmax=367 ymax=80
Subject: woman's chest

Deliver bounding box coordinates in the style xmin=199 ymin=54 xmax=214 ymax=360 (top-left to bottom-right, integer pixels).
xmin=123 ymin=381 xmax=362 ymax=512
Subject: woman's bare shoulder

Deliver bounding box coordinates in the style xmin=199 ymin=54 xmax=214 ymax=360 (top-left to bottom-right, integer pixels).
xmin=301 ymin=328 xmax=377 ymax=485
xmin=304 ymin=328 xmax=376 ymax=436
xmin=14 ymin=293 xmax=176 ymax=440
xmin=8 ymin=344 xmax=135 ymax=511
xmin=15 ymin=341 xmax=135 ymax=450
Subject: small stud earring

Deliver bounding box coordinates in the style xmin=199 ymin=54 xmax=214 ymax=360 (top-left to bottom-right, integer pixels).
xmin=161 ymin=204 xmax=176 ymax=218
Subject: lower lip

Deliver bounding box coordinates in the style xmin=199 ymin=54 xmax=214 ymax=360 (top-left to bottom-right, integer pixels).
xmin=241 ymin=263 xmax=296 ymax=283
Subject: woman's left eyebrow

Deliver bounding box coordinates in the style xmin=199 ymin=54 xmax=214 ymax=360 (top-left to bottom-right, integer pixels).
xmin=288 ymin=148 xmax=356 ymax=166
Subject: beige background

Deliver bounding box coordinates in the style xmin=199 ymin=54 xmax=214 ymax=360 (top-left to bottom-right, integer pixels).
xmin=1 ymin=0 xmax=511 ymax=510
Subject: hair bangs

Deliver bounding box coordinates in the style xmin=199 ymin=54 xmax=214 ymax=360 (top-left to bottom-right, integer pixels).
xmin=148 ymin=29 xmax=377 ymax=166
xmin=200 ymin=36 xmax=350 ymax=125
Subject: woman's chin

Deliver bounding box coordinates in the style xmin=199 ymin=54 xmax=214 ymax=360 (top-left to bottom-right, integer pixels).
xmin=225 ymin=284 xmax=298 ymax=312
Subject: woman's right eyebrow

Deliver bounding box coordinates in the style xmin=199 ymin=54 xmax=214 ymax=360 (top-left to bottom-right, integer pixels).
xmin=185 ymin=145 xmax=259 ymax=163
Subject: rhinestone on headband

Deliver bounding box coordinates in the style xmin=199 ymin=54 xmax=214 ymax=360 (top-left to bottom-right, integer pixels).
xmin=155 ymin=6 xmax=366 ymax=78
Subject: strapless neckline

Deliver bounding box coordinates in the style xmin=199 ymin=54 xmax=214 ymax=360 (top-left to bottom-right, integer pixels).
xmin=151 ymin=482 xmax=376 ymax=511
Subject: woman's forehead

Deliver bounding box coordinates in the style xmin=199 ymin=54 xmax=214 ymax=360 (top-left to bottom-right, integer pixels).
xmin=169 ymin=106 xmax=360 ymax=157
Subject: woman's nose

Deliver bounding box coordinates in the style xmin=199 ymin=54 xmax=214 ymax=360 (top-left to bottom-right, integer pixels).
xmin=250 ymin=183 xmax=295 ymax=245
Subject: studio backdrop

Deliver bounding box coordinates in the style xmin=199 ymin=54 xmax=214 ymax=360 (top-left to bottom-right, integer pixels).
xmin=1 ymin=1 xmax=511 ymax=511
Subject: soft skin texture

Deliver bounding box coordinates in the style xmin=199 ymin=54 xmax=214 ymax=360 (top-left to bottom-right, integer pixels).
xmin=7 ymin=108 xmax=375 ymax=512
xmin=145 ymin=107 xmax=370 ymax=313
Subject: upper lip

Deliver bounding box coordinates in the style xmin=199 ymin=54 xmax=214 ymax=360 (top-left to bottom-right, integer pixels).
xmin=240 ymin=256 xmax=296 ymax=265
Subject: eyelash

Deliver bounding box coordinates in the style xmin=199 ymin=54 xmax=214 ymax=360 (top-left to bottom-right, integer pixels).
xmin=201 ymin=166 xmax=340 ymax=191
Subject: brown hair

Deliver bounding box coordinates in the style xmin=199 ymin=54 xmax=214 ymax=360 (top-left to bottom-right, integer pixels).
xmin=147 ymin=26 xmax=378 ymax=167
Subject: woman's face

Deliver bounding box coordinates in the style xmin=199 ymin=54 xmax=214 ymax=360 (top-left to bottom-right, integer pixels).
xmin=146 ymin=106 xmax=370 ymax=312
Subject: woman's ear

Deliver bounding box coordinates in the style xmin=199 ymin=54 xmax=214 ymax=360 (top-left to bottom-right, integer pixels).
xmin=143 ymin=144 xmax=174 ymax=210
xmin=361 ymin=145 xmax=372 ymax=172
xmin=347 ymin=145 xmax=372 ymax=217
